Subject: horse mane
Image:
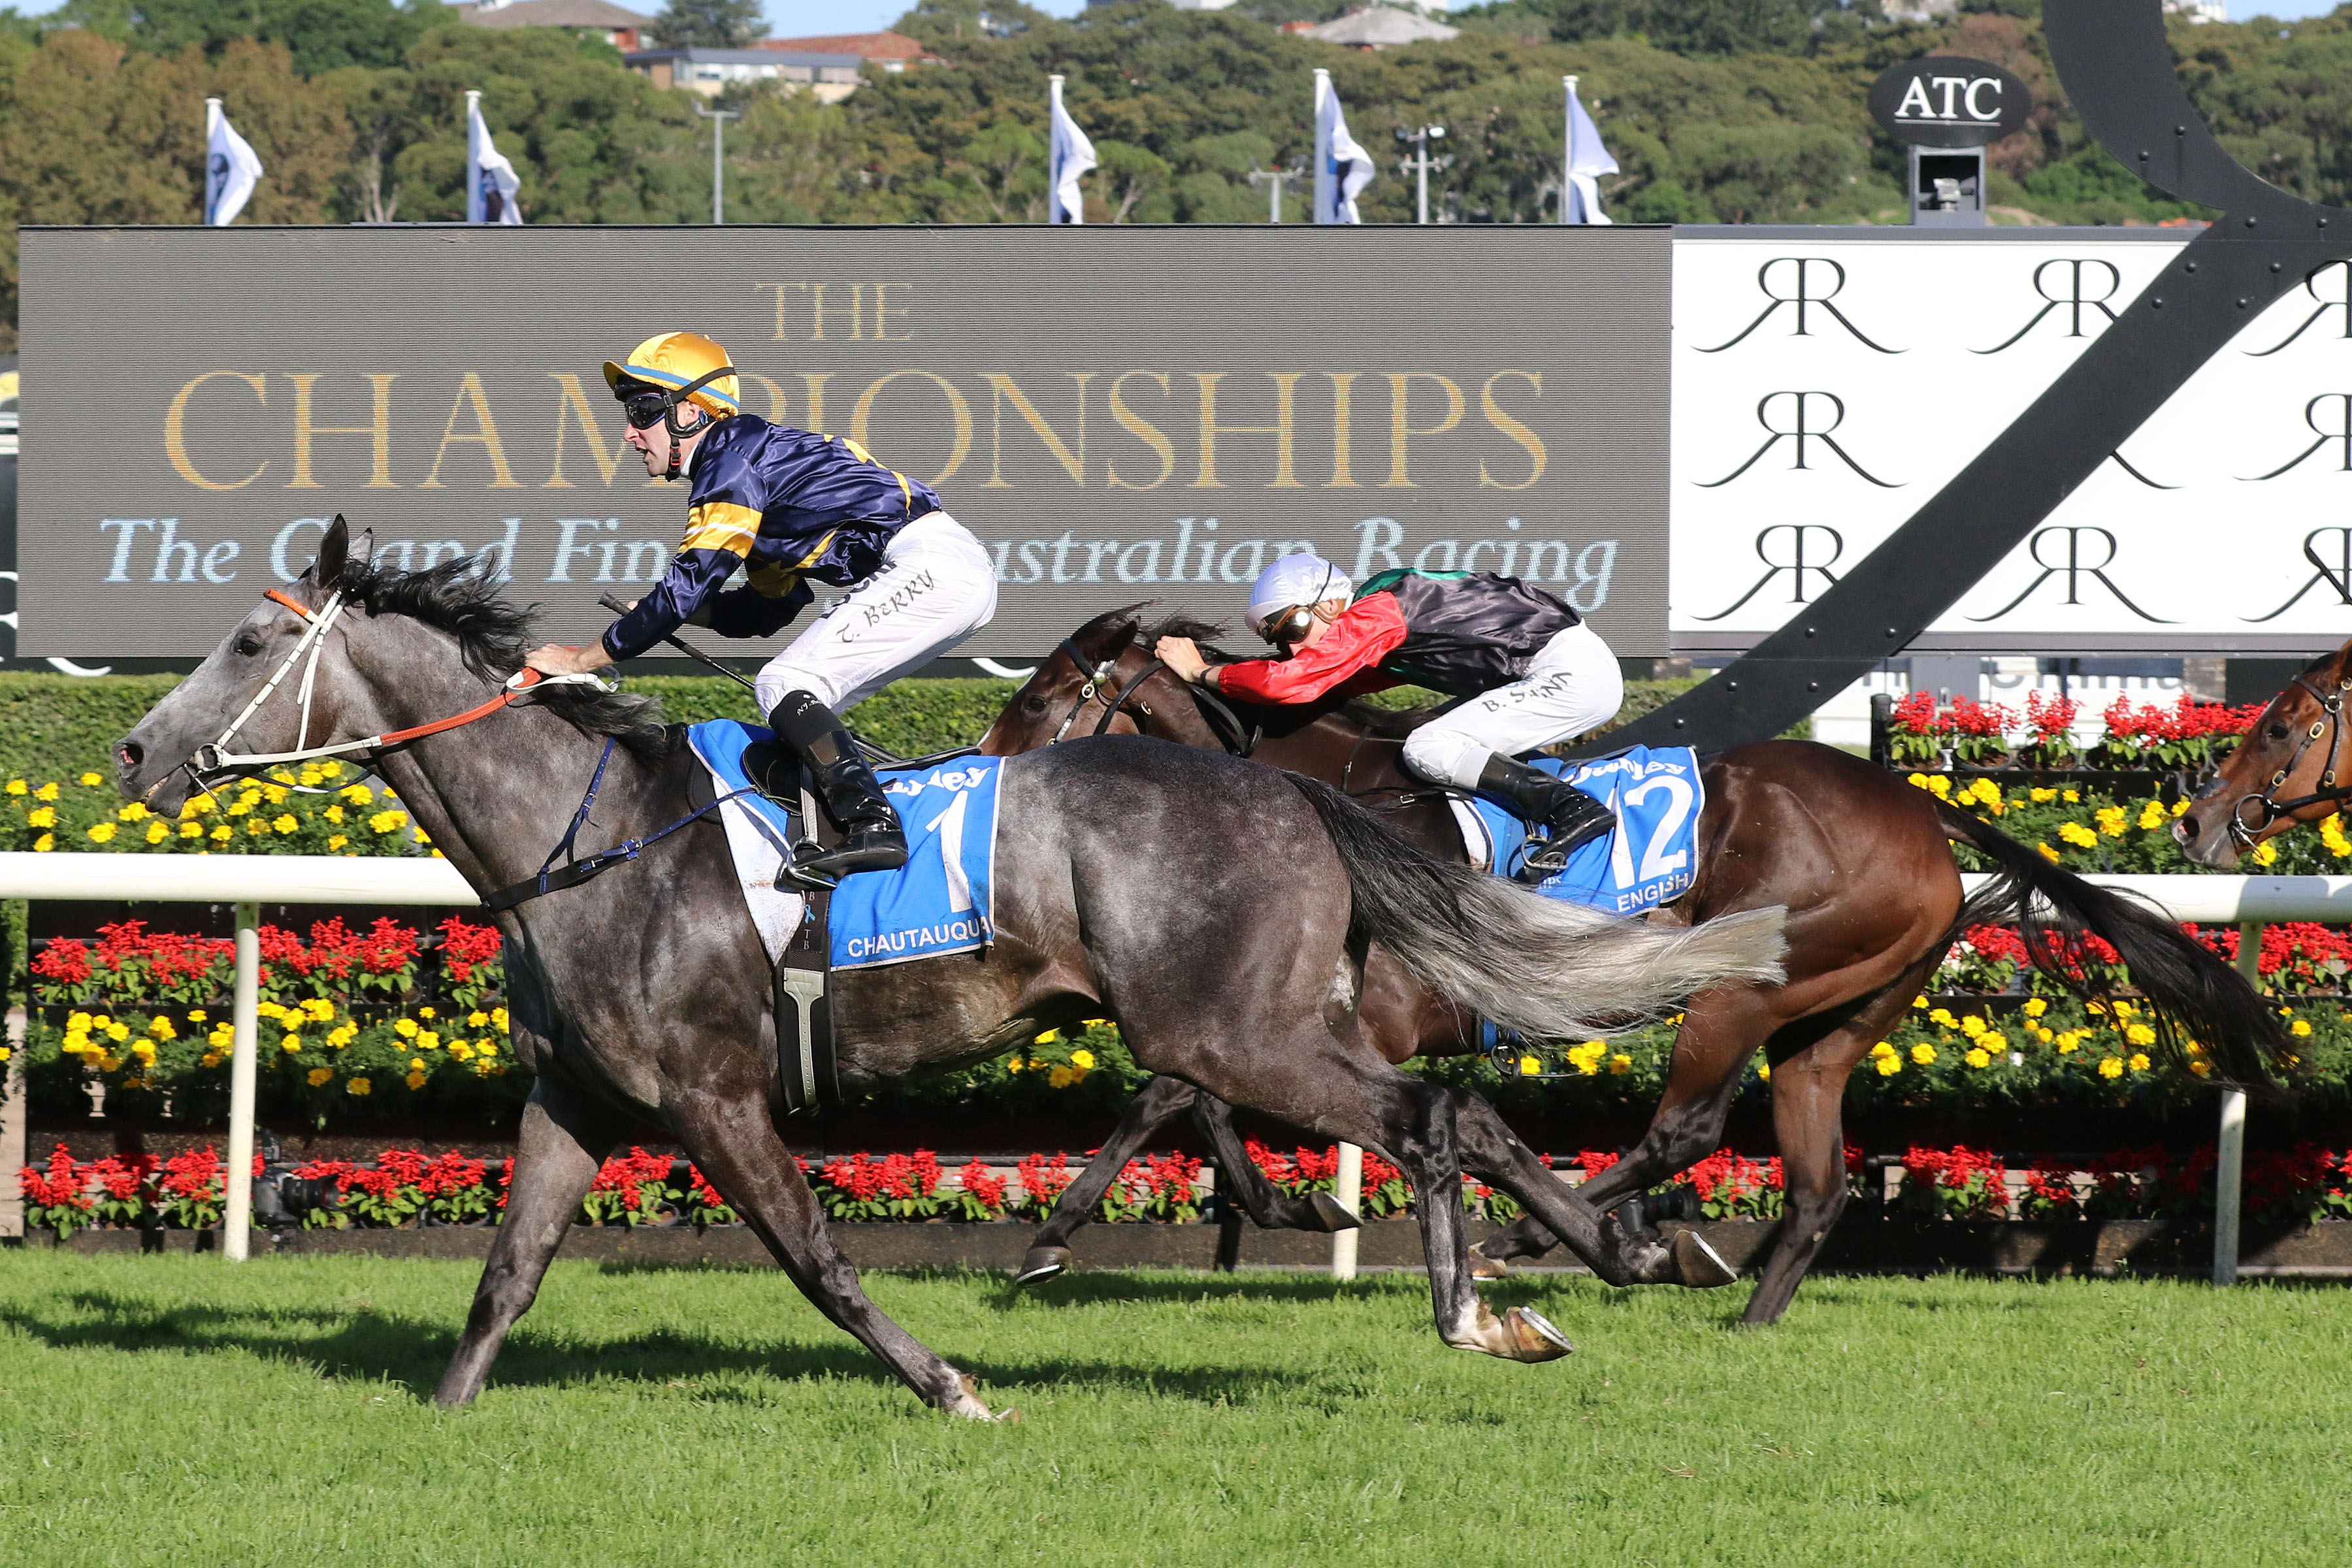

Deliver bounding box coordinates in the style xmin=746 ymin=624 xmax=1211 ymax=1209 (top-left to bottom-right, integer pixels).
xmin=330 ymin=555 xmax=674 ymax=760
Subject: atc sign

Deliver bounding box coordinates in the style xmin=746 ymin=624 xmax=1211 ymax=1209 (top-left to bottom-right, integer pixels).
xmin=1867 ymin=57 xmax=2032 ymax=149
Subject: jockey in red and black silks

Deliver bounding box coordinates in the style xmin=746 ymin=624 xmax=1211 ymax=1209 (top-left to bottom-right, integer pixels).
xmin=523 ymin=331 xmax=998 ymax=880
xmin=1154 ymin=557 xmax=1624 ymax=876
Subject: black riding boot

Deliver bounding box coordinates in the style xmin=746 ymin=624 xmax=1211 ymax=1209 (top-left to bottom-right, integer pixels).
xmin=1473 ymin=754 xmax=1615 ymax=881
xmin=766 ymin=691 xmax=907 ymax=880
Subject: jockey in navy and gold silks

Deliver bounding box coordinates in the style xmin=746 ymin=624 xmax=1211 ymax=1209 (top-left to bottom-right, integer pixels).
xmin=523 ymin=330 xmax=1001 ymax=883
xmin=598 ymin=423 xmax=941 ymax=665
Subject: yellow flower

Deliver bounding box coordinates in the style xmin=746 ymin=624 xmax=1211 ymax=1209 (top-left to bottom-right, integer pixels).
xmin=208 ymin=1026 xmax=233 ymax=1049
xmin=340 ymin=783 xmax=375 ymax=805
xmin=320 ymin=761 xmax=344 ymax=779
xmin=297 ymin=767 xmax=323 ymax=788
xmin=25 ymin=806 xmax=54 ymax=828
xmin=78 ymin=772 xmax=102 ymax=787
xmin=1034 ymin=1028 xmax=1059 ymax=1045
xmin=262 ymin=785 xmax=289 ymax=806
xmin=2253 ymin=841 xmax=2279 ymax=867
xmin=306 ymin=1067 xmax=333 ymax=1087
xmin=1875 ymin=1053 xmax=1903 ymax=1077
xmin=2172 ymin=797 xmax=2191 ymax=816
xmin=348 ymin=1077 xmax=372 ymax=1096
xmin=2029 ymin=787 xmax=2057 ymax=804
xmin=327 ymin=835 xmax=348 ymax=851
xmin=2128 ymin=1053 xmax=2151 ymax=1072
xmin=2113 ymin=1000 xmax=2136 ymax=1017
xmin=209 ymin=825 xmax=232 ymax=844
xmin=2036 ymin=843 xmax=2059 ymax=863
xmin=405 ymin=1071 xmax=427 ymax=1090
xmin=418 ymin=1032 xmax=440 ymax=1051
xmin=3 ymin=779 xmax=21 ymax=795
xmin=2141 ymin=801 xmax=2171 ymax=833
xmin=2324 ymin=814 xmax=2352 ymax=859
xmin=86 ymin=822 xmax=117 ymax=843
xmin=468 ymin=1011 xmax=489 ymax=1028
xmin=1965 ymin=1047 xmax=1991 ymax=1070
xmin=491 ymin=1007 xmax=508 ymax=1030
xmin=368 ymin=810 xmax=409 ymax=834
xmin=33 ymin=834 xmax=52 ymax=853
xmin=2125 ymin=1023 xmax=2157 ymax=1047
xmin=1906 ymin=772 xmax=1933 ymax=791
xmin=1608 ymin=1053 xmax=1632 ymax=1075
xmin=2063 ymin=789 xmax=2080 ymax=803
xmin=1911 ymin=1043 xmax=1936 ymax=1065
xmin=449 ymin=1041 xmax=475 ymax=1061
xmin=419 ymin=1006 xmax=435 ymax=1019
xmin=323 ymin=804 xmax=346 ymax=825
xmin=302 ymin=997 xmax=333 ymax=1022
xmin=104 ymin=1021 xmax=130 ymax=1041
xmin=34 ymin=782 xmax=57 ymax=801
xmin=409 ymin=1056 xmax=426 ymax=1071
xmin=1047 ymin=1065 xmax=1074 ymax=1088
xmin=188 ymin=1008 xmax=207 ymax=1023
xmin=272 ymin=814 xmax=299 ymax=834
xmin=2094 ymin=806 xmax=2127 ymax=838
xmin=280 ymin=1035 xmax=302 ymax=1053
xmin=131 ymin=1040 xmax=156 ymax=1064
xmin=2057 ymin=821 xmax=2099 ymax=849
xmin=199 ymin=1052 xmax=221 ymax=1068
xmin=1070 ymin=1048 xmax=1095 ymax=1070
xmin=1927 ymin=775 xmax=1952 ymax=798
xmin=2098 ymin=1056 xmax=2124 ymax=1079
xmin=149 ymin=1016 xmax=175 ymax=1039
xmin=2190 ymin=1060 xmax=2213 ymax=1078
xmin=1757 ymin=1060 xmax=1771 ymax=1081
xmin=395 ymin=1018 xmax=419 ymax=1038
xmin=1911 ymin=994 xmax=1928 ymax=1009
xmin=144 ymin=822 xmax=168 ymax=844
xmin=1960 ymin=1015 xmax=1986 ymax=1037
xmin=180 ymin=795 xmax=214 ymax=818
xmin=1516 ymin=1053 xmax=1543 ymax=1075
xmin=2291 ymin=1019 xmax=2313 ymax=1037
xmin=2023 ymin=998 xmax=2048 ymax=1018
xmin=1929 ymin=1008 xmax=1957 ymax=1029
xmin=116 ymin=802 xmax=149 ymax=822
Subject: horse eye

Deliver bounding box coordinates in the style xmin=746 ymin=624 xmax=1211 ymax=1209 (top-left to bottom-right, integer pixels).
xmin=1023 ymin=696 xmax=1049 ymax=715
xmin=234 ymin=634 xmax=263 ymax=658
xmin=2270 ymin=723 xmax=2291 ymax=740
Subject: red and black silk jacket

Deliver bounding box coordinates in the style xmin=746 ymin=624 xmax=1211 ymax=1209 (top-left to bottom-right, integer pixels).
xmin=1215 ymin=569 xmax=1581 ymax=704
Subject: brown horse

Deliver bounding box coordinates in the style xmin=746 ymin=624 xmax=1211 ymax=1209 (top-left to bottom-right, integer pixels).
xmin=2178 ymin=638 xmax=2352 ymax=868
xmin=983 ymin=607 xmax=2285 ymax=1323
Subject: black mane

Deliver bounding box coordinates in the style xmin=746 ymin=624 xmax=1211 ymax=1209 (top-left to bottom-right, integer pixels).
xmin=330 ymin=555 xmax=672 ymax=758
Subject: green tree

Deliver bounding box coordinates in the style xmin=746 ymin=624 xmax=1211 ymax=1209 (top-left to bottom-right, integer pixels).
xmin=51 ymin=0 xmax=449 ymax=77
xmin=1094 ymin=139 xmax=1169 ymax=222
xmin=649 ymin=0 xmax=766 ymax=49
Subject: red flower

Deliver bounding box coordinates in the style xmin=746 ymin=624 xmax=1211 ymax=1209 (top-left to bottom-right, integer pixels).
xmin=438 ymin=917 xmax=502 ymax=982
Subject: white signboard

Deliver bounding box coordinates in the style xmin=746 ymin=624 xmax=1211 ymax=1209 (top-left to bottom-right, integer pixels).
xmin=1671 ymin=231 xmax=2352 ymax=655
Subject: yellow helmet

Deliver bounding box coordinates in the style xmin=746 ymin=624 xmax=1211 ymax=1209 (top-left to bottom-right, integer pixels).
xmin=602 ymin=331 xmax=741 ymax=418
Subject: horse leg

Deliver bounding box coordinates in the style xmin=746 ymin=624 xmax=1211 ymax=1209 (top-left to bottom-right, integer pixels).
xmin=433 ymin=1077 xmax=629 ymax=1408
xmin=1016 ymin=1073 xmax=1199 ymax=1286
xmin=1189 ymin=1090 xmax=1362 ymax=1234
xmin=668 ymin=1092 xmax=1007 ymax=1419
xmin=1741 ymin=968 xmax=1930 ymax=1325
xmin=1471 ymin=986 xmax=1783 ymax=1286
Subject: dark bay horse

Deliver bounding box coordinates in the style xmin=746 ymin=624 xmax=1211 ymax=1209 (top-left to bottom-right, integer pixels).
xmin=112 ymin=521 xmax=1793 ymax=1416
xmin=2178 ymin=638 xmax=2352 ymax=868
xmin=982 ymin=608 xmax=2286 ymax=1323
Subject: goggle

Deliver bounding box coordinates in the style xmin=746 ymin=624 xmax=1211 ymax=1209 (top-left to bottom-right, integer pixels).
xmin=618 ymin=364 xmax=742 ymax=431
xmin=1259 ymin=605 xmax=1318 ymax=649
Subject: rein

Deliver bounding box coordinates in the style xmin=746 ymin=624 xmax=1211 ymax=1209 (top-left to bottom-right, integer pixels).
xmin=2229 ymin=668 xmax=2352 ymax=847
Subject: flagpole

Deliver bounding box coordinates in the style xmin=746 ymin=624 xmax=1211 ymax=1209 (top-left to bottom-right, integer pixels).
xmin=1562 ymin=76 xmax=1576 ymax=224
xmin=1313 ymin=69 xmax=1333 ymax=225
xmin=1049 ymin=74 xmax=1066 ymax=223
xmin=204 ymin=97 xmax=222 ymax=225
xmin=694 ymin=103 xmax=740 ymax=225
xmin=465 ymin=90 xmax=482 ymax=225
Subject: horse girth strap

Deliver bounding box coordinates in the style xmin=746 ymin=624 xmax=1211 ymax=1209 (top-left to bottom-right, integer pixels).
xmin=776 ymin=887 xmax=838 ymax=1116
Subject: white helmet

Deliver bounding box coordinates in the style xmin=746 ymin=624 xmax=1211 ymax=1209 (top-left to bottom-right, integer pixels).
xmin=1246 ymin=553 xmax=1352 ymax=638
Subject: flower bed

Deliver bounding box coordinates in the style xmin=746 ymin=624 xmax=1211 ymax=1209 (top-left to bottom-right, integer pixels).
xmin=1886 ymin=692 xmax=2266 ymax=773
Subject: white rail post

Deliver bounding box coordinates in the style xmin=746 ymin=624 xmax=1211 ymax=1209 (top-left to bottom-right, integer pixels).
xmin=223 ymin=902 xmax=261 ymax=1262
xmin=2215 ymin=921 xmax=2259 ymax=1286
xmin=1331 ymin=1142 xmax=1363 ymax=1280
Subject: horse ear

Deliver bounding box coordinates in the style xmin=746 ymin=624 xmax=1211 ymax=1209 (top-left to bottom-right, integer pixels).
xmin=314 ymin=515 xmax=349 ymax=587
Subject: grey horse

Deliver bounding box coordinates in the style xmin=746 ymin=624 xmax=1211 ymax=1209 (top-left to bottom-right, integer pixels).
xmin=113 ymin=518 xmax=1788 ymax=1418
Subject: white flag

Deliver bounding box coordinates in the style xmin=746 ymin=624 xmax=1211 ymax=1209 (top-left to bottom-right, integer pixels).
xmin=466 ymin=91 xmax=523 ymax=225
xmin=1047 ymin=74 xmax=1095 ymax=225
xmin=204 ymin=99 xmax=263 ymax=227
xmin=1563 ymin=76 xmax=1618 ymax=225
xmin=1313 ymin=69 xmax=1374 ymax=225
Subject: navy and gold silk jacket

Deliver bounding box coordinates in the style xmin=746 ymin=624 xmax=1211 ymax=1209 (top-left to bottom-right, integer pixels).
xmin=600 ymin=416 xmax=941 ymax=662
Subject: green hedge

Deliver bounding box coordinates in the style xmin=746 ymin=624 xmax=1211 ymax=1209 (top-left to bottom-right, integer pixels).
xmin=0 ymin=672 xmax=1714 ymax=784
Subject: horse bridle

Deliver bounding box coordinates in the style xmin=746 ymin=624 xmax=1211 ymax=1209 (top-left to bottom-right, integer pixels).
xmin=166 ymin=583 xmax=606 ymax=799
xmin=2228 ymin=664 xmax=2352 ymax=848
xmin=1043 ymin=636 xmax=1256 ymax=756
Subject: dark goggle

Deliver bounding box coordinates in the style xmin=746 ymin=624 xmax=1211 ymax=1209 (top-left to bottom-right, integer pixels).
xmin=617 ymin=364 xmax=740 ymax=430
xmin=1260 ymin=605 xmax=1318 ymax=648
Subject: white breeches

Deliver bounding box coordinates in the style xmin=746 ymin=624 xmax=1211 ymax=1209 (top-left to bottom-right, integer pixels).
xmin=1399 ymin=621 xmax=1625 ymax=788
xmin=753 ymin=511 xmax=999 ymax=715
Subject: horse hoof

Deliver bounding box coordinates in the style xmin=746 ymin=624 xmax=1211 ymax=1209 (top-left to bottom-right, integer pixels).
xmin=1672 ymin=1227 xmax=1737 ymax=1289
xmin=1502 ymin=1305 xmax=1574 ymax=1361
xmin=1468 ymin=1247 xmax=1511 ymax=1281
xmin=1308 ymin=1193 xmax=1362 ymax=1233
xmin=1013 ymin=1246 xmax=1071 ymax=1286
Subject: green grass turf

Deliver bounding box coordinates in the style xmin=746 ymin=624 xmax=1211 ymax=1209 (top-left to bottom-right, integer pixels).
xmin=0 ymin=1257 xmax=2345 ymax=1567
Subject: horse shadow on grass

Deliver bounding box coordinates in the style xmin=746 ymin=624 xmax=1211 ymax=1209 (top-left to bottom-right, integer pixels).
xmin=0 ymin=1281 xmax=1320 ymax=1407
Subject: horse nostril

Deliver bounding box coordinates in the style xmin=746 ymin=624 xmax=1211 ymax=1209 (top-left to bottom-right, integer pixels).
xmin=117 ymin=742 xmax=142 ymax=771
xmin=2178 ymin=815 xmax=2198 ymax=840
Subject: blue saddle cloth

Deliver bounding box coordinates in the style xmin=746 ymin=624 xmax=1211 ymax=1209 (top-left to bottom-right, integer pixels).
xmin=685 ymin=721 xmax=1003 ymax=971
xmin=1463 ymin=745 xmax=1705 ymax=916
